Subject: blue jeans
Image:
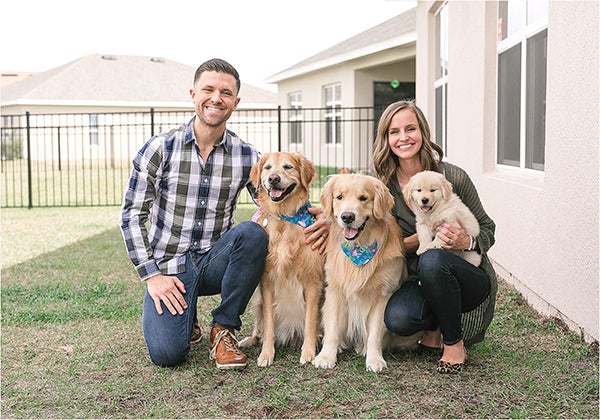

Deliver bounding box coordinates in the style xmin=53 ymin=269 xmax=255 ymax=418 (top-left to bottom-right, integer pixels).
xmin=142 ymin=221 xmax=269 ymax=367
xmin=384 ymin=249 xmax=490 ymax=346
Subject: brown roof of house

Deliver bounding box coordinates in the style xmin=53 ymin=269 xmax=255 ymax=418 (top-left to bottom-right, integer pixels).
xmin=1 ymin=54 xmax=277 ymax=107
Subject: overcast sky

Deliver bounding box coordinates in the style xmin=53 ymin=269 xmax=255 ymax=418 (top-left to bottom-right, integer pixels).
xmin=1 ymin=0 xmax=416 ymax=90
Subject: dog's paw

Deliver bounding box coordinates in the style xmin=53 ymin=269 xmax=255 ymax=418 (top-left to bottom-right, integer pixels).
xmin=312 ymin=353 xmax=337 ymax=369
xmin=366 ymin=357 xmax=387 ymax=372
xmin=300 ymin=349 xmax=316 ymax=365
xmin=238 ymin=335 xmax=258 ymax=348
xmin=257 ymin=350 xmax=275 ymax=367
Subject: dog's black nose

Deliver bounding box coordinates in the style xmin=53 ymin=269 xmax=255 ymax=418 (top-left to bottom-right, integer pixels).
xmin=421 ymin=198 xmax=429 ymax=205
xmin=268 ymin=174 xmax=281 ymax=185
xmin=341 ymin=211 xmax=355 ymax=224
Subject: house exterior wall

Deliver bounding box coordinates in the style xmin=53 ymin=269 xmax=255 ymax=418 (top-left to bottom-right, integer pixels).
xmin=417 ymin=1 xmax=599 ymax=342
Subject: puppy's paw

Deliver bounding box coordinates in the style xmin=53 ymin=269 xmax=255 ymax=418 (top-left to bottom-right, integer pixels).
xmin=238 ymin=335 xmax=258 ymax=348
xmin=312 ymin=353 xmax=337 ymax=369
xmin=366 ymin=356 xmax=387 ymax=372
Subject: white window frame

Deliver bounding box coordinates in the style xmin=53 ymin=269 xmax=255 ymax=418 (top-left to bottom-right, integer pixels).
xmin=497 ymin=0 xmax=548 ymax=171
xmin=323 ymin=84 xmax=341 ymax=144
xmin=434 ymin=2 xmax=449 ymax=153
xmin=288 ymin=92 xmax=303 ymax=144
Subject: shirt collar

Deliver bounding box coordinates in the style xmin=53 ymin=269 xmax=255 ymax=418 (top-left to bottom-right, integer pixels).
xmin=184 ymin=116 xmax=231 ymax=152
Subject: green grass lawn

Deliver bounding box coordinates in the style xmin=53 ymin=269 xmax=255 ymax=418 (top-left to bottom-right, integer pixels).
xmin=1 ymin=206 xmax=598 ymax=419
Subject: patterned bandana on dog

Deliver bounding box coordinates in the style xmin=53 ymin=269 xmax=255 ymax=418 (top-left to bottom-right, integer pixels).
xmin=341 ymin=241 xmax=379 ymax=266
xmin=279 ymin=202 xmax=316 ymax=228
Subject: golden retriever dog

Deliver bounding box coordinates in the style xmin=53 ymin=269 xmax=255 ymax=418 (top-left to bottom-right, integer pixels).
xmin=239 ymin=152 xmax=325 ymax=366
xmin=403 ymin=170 xmax=481 ymax=267
xmin=312 ymin=174 xmax=413 ymax=372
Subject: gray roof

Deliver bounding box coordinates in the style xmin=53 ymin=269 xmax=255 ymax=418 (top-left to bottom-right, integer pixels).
xmin=1 ymin=54 xmax=277 ymax=107
xmin=267 ymin=7 xmax=416 ymax=82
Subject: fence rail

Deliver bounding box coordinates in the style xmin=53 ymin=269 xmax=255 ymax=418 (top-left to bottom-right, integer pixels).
xmin=1 ymin=107 xmax=380 ymax=208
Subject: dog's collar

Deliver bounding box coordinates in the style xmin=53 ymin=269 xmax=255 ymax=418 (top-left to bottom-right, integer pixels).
xmin=277 ymin=202 xmax=316 ymax=228
xmin=341 ymin=241 xmax=379 ymax=266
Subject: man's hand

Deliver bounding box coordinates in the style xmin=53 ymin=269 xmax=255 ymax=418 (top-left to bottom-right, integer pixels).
xmin=146 ymin=274 xmax=188 ymax=315
xmin=304 ymin=207 xmax=331 ymax=254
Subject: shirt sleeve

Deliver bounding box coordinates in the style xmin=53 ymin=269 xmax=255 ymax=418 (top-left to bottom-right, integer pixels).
xmin=119 ymin=138 xmax=163 ymax=281
xmin=450 ymin=165 xmax=496 ymax=254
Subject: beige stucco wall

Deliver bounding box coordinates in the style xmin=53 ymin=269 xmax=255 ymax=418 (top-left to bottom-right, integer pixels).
xmin=417 ymin=1 xmax=599 ymax=342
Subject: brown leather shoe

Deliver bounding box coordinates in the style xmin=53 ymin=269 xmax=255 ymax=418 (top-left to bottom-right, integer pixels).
xmin=209 ymin=323 xmax=247 ymax=370
xmin=191 ymin=322 xmax=202 ymax=344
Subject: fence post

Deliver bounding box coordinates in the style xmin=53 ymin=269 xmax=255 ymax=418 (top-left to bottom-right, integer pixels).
xmin=150 ymin=108 xmax=155 ymax=137
xmin=277 ymin=105 xmax=282 ymax=151
xmin=26 ymin=112 xmax=32 ymax=209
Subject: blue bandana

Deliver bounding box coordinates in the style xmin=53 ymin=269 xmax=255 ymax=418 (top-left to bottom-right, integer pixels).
xmin=279 ymin=202 xmax=316 ymax=228
xmin=341 ymin=241 xmax=379 ymax=266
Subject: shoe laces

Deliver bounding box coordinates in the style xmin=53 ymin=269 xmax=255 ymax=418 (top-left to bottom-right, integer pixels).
xmin=209 ymin=328 xmax=242 ymax=359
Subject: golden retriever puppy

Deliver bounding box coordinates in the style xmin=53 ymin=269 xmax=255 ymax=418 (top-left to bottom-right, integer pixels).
xmin=239 ymin=152 xmax=325 ymax=366
xmin=403 ymin=170 xmax=481 ymax=267
xmin=312 ymin=174 xmax=409 ymax=372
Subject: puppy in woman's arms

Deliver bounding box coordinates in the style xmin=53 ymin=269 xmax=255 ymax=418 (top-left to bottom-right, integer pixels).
xmin=403 ymin=170 xmax=481 ymax=267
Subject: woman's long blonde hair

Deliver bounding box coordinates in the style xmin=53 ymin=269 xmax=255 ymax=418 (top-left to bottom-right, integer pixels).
xmin=372 ymin=100 xmax=443 ymax=186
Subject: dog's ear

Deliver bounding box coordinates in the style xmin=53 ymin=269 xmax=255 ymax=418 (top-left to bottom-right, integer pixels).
xmin=441 ymin=176 xmax=453 ymax=200
xmin=250 ymin=155 xmax=265 ymax=192
xmin=320 ymin=175 xmax=336 ymax=215
xmin=373 ymin=178 xmax=394 ymax=219
xmin=402 ymin=177 xmax=415 ymax=211
xmin=299 ymin=155 xmax=317 ymax=188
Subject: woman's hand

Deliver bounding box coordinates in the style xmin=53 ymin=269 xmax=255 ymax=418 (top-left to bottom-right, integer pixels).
xmin=435 ymin=218 xmax=470 ymax=250
xmin=304 ymin=206 xmax=331 ymax=254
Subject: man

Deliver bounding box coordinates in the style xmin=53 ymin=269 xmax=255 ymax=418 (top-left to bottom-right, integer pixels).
xmin=119 ymin=58 xmax=269 ymax=370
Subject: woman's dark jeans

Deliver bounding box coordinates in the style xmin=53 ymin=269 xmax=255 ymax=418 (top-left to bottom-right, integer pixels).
xmin=384 ymin=249 xmax=490 ymax=345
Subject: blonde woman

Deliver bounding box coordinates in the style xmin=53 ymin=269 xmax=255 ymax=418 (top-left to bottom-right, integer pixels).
xmin=373 ymin=100 xmax=497 ymax=374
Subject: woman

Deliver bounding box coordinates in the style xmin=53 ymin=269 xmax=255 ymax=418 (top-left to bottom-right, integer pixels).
xmin=373 ymin=100 xmax=497 ymax=374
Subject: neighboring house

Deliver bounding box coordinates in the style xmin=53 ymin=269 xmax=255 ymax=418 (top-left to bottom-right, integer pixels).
xmin=266 ymin=8 xmax=417 ymax=172
xmin=268 ymin=2 xmax=599 ymax=343
xmin=1 ymin=71 xmax=36 ymax=87
xmin=0 ymin=54 xmax=278 ymax=161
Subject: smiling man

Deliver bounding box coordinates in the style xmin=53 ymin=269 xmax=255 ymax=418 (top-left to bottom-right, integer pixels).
xmin=119 ymin=58 xmax=269 ymax=370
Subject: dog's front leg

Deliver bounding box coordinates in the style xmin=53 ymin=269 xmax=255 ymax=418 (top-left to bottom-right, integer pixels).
xmin=416 ymin=224 xmax=444 ymax=255
xmin=313 ymin=286 xmax=345 ymax=369
xmin=364 ymin=299 xmax=388 ymax=372
xmin=300 ymin=284 xmax=322 ymax=364
xmin=257 ymin=278 xmax=276 ymax=367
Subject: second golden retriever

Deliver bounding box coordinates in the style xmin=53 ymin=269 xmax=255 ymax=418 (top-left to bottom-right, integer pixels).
xmin=403 ymin=170 xmax=481 ymax=267
xmin=312 ymin=174 xmax=411 ymax=372
xmin=239 ymin=152 xmax=325 ymax=366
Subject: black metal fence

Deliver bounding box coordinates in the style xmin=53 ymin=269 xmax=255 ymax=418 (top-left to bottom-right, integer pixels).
xmin=1 ymin=107 xmax=380 ymax=208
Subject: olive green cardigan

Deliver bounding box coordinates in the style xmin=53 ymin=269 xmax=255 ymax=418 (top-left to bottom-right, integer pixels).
xmin=388 ymin=161 xmax=497 ymax=346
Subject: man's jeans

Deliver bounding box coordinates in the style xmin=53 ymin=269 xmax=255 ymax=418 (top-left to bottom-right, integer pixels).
xmin=142 ymin=221 xmax=268 ymax=367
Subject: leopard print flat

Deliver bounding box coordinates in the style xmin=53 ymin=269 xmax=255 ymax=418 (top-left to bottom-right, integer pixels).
xmin=436 ymin=350 xmax=468 ymax=374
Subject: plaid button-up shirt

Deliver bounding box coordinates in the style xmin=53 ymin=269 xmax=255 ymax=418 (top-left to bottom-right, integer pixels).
xmin=119 ymin=117 xmax=260 ymax=280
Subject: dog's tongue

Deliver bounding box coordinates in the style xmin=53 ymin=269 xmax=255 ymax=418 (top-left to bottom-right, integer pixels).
xmin=344 ymin=227 xmax=359 ymax=240
xmin=420 ymin=206 xmax=432 ymax=213
xmin=269 ymin=189 xmax=283 ymax=199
